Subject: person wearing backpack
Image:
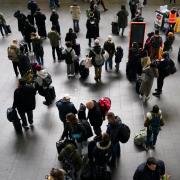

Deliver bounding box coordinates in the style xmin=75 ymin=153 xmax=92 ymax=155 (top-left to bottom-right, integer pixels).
xmin=89 ymin=39 xmax=105 ymax=82
xmin=106 ymin=112 xmax=122 ymax=168
xmin=144 ymin=105 xmax=164 ymax=150
xmin=63 ymin=42 xmax=77 ymax=78
xmin=150 ymin=30 xmax=163 ymax=60
xmin=7 ymin=39 xmax=21 ymax=77
xmin=115 ymin=46 xmax=123 ymax=72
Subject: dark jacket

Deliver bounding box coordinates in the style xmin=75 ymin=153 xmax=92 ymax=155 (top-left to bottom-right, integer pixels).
xmin=31 ymin=37 xmax=44 ymax=57
xmin=61 ymin=122 xmax=86 ymax=142
xmin=86 ymin=17 xmax=99 ymax=39
xmin=14 ymin=11 xmax=27 ymax=33
xmin=27 ymin=1 xmax=38 ymax=15
xmin=23 ymin=21 xmax=36 ymax=42
xmin=65 ymin=32 xmax=77 ymax=45
xmin=117 ymin=9 xmax=129 ymax=28
xmin=133 ymin=160 xmax=165 ymax=180
xmin=50 ymin=12 xmax=59 ymax=26
xmin=87 ymin=100 xmax=103 ymax=127
xmin=56 ymin=99 xmax=77 ymax=122
xmin=89 ymin=45 xmax=105 ymax=67
xmin=106 ymin=116 xmax=122 ymax=144
xmin=157 ymin=58 xmax=170 ymax=76
xmin=163 ymin=36 xmax=175 ymax=52
xmin=34 ymin=11 xmax=46 ymax=27
xmin=48 ymin=30 xmax=60 ymax=47
xmin=115 ymin=46 xmax=123 ymax=63
xmin=93 ymin=8 xmax=100 ymax=23
xmin=92 ymin=140 xmax=112 ymax=166
xmin=13 ymin=84 xmax=36 ymax=112
xmin=103 ymin=40 xmax=115 ymax=56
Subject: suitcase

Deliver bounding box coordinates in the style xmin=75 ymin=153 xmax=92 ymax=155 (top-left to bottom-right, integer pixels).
xmin=111 ymin=22 xmax=119 ymax=35
xmin=79 ymin=61 xmax=89 ymax=79
xmin=74 ymin=59 xmax=79 ymax=74
xmin=74 ymin=23 xmax=79 ymax=33
xmin=48 ymin=86 xmax=56 ymax=100
xmin=74 ymin=44 xmax=81 ymax=56
xmin=6 ymin=25 xmax=12 ymax=33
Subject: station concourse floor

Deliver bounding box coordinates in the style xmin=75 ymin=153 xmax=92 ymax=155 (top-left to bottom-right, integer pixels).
xmin=0 ymin=0 xmax=180 ymax=179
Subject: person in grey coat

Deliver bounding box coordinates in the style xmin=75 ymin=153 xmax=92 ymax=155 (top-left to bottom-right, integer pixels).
xmin=117 ymin=5 xmax=129 ymax=36
xmin=139 ymin=58 xmax=158 ymax=102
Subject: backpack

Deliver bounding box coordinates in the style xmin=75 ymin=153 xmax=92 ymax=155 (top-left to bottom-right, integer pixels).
xmin=134 ymin=128 xmax=147 ymax=146
xmin=118 ymin=123 xmax=131 ymax=143
xmin=163 ymin=59 xmax=176 ymax=77
xmin=93 ymin=49 xmax=105 ymax=66
xmin=7 ymin=47 xmax=18 ymax=61
xmin=151 ymin=36 xmax=162 ymax=49
xmin=42 ymin=73 xmax=52 ymax=87
xmin=80 ymin=120 xmax=93 ymax=140
xmin=99 ymin=97 xmax=111 ymax=115
xmin=65 ymin=49 xmax=73 ymax=64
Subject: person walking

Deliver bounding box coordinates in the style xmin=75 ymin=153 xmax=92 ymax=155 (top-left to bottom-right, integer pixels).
xmin=27 ymin=0 xmax=38 ymax=16
xmin=13 ymin=78 xmax=36 ymax=130
xmin=50 ymin=9 xmax=60 ymax=35
xmin=103 ymin=35 xmax=115 ymax=71
xmin=163 ymin=32 xmax=175 ymax=52
xmin=48 ymin=26 xmax=61 ymax=62
xmin=115 ymin=46 xmax=123 ymax=72
xmin=117 ymin=5 xmax=129 ymax=36
xmin=70 ymin=3 xmax=81 ymax=33
xmin=34 ymin=9 xmax=47 ymax=38
xmin=144 ymin=105 xmax=164 ymax=150
xmin=31 ymin=32 xmax=44 ymax=65
xmin=97 ymin=0 xmax=108 ymax=11
xmin=129 ymin=0 xmax=138 ymax=19
xmin=56 ymin=94 xmax=77 ymax=126
xmin=0 ymin=13 xmax=8 ymax=37
xmin=89 ymin=39 xmax=105 ymax=82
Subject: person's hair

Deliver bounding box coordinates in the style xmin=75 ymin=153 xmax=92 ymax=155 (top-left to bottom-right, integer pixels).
xmin=107 ymin=112 xmax=115 ymax=119
xmin=152 ymin=105 xmax=159 ymax=114
xmin=66 ymin=113 xmax=78 ymax=124
xmin=19 ymin=78 xmax=26 ymax=86
xmin=65 ymin=42 xmax=72 ymax=48
xmin=69 ymin=28 xmax=73 ymax=33
xmin=49 ymin=168 xmax=65 ymax=180
xmin=146 ymin=157 xmax=157 ymax=165
xmin=121 ymin=5 xmax=126 ymax=10
xmin=51 ymin=26 xmax=56 ymax=31
xmin=155 ymin=30 xmax=159 ymax=35
xmin=101 ymin=132 xmax=110 ymax=142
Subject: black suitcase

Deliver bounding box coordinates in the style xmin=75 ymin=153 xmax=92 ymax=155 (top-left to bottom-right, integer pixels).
xmin=48 ymin=86 xmax=56 ymax=100
xmin=74 ymin=59 xmax=80 ymax=74
xmin=79 ymin=61 xmax=89 ymax=79
xmin=74 ymin=23 xmax=79 ymax=33
xmin=111 ymin=22 xmax=119 ymax=35
xmin=6 ymin=25 xmax=12 ymax=33
xmin=74 ymin=44 xmax=81 ymax=56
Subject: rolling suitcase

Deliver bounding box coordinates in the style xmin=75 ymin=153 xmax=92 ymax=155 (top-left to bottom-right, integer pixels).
xmin=111 ymin=22 xmax=119 ymax=35
xmin=6 ymin=25 xmax=12 ymax=33
xmin=74 ymin=59 xmax=79 ymax=74
xmin=74 ymin=43 xmax=81 ymax=56
xmin=79 ymin=61 xmax=89 ymax=79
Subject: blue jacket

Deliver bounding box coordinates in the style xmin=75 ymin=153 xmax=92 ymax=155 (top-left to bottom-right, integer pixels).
xmin=56 ymin=99 xmax=77 ymax=122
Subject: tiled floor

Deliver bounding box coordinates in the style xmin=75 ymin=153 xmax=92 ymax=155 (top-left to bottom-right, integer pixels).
xmin=0 ymin=0 xmax=180 ymax=179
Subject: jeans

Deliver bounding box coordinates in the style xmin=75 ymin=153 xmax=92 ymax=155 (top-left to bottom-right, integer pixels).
xmin=52 ymin=46 xmax=60 ymax=60
xmin=73 ymin=20 xmax=79 ymax=32
xmin=111 ymin=142 xmax=120 ymax=164
xmin=36 ymin=55 xmax=44 ymax=65
xmin=18 ymin=110 xmax=33 ymax=127
xmin=67 ymin=63 xmax=75 ymax=76
xmin=105 ymin=56 xmax=113 ymax=71
xmin=146 ymin=128 xmax=159 ymax=146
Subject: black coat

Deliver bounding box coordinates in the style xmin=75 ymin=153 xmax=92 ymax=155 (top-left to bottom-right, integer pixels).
xmin=14 ymin=11 xmax=27 ymax=33
xmin=50 ymin=12 xmax=59 ymax=26
xmin=103 ymin=41 xmax=115 ymax=56
xmin=32 ymin=37 xmax=44 ymax=57
xmin=13 ymin=85 xmax=36 ymax=112
xmin=86 ymin=17 xmax=99 ymax=39
xmin=18 ymin=54 xmax=31 ymax=76
xmin=56 ymin=99 xmax=77 ymax=122
xmin=23 ymin=22 xmax=36 ymax=43
xmin=27 ymin=1 xmax=38 ymax=15
xmin=65 ymin=32 xmax=77 ymax=45
xmin=133 ymin=160 xmax=165 ymax=180
xmin=87 ymin=100 xmax=103 ymax=127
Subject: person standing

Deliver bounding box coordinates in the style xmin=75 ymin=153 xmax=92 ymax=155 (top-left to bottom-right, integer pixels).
xmin=27 ymin=0 xmax=38 ymax=16
xmin=89 ymin=39 xmax=105 ymax=82
xmin=13 ymin=78 xmax=36 ymax=130
xmin=97 ymin=0 xmax=108 ymax=11
xmin=103 ymin=35 xmax=115 ymax=71
xmin=48 ymin=26 xmax=61 ymax=62
xmin=86 ymin=100 xmax=103 ymax=136
xmin=117 ymin=5 xmax=129 ymax=36
xmin=7 ymin=39 xmax=20 ymax=77
xmin=50 ymin=9 xmax=60 ymax=35
xmin=56 ymin=94 xmax=77 ymax=126
xmin=65 ymin=28 xmax=77 ymax=47
xmin=70 ymin=3 xmax=81 ymax=33
xmin=0 ymin=13 xmax=8 ymax=37
xmin=144 ymin=105 xmax=164 ymax=150
xmin=115 ymin=46 xmax=123 ymax=72
xmin=129 ymin=0 xmax=138 ymax=19
xmin=133 ymin=157 xmax=167 ymax=180
xmin=163 ymin=32 xmax=175 ymax=52
xmin=34 ymin=9 xmax=47 ymax=38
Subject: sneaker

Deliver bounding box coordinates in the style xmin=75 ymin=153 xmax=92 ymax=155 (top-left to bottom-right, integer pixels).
xmin=29 ymin=123 xmax=33 ymax=127
xmin=155 ymin=89 xmax=162 ymax=94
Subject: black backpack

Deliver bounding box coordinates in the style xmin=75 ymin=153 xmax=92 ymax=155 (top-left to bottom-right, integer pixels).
xmin=65 ymin=49 xmax=73 ymax=64
xmin=118 ymin=123 xmax=131 ymax=143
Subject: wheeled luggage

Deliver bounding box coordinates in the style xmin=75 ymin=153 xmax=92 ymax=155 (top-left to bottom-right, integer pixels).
xmin=74 ymin=43 xmax=81 ymax=56
xmin=134 ymin=128 xmax=147 ymax=146
xmin=79 ymin=60 xmax=89 ymax=79
xmin=111 ymin=22 xmax=119 ymax=35
xmin=74 ymin=59 xmax=79 ymax=74
xmin=6 ymin=25 xmax=11 ymax=33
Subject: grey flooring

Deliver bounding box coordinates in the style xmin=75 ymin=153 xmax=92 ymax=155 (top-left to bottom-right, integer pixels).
xmin=0 ymin=0 xmax=180 ymax=179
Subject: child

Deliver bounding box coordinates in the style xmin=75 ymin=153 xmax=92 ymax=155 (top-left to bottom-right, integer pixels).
xmin=115 ymin=46 xmax=123 ymax=72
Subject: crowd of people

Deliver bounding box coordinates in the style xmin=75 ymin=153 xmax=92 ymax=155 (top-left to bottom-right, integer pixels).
xmin=3 ymin=0 xmax=179 ymax=179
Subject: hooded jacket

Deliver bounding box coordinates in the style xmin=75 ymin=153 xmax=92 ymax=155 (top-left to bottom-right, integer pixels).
xmin=70 ymin=5 xmax=81 ymax=20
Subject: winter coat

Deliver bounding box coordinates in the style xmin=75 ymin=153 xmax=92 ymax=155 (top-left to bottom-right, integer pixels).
xmin=27 ymin=1 xmax=38 ymax=15
xmin=115 ymin=46 xmax=123 ymax=63
xmin=133 ymin=160 xmax=165 ymax=180
xmin=117 ymin=9 xmax=129 ymax=28
xmin=87 ymin=100 xmax=103 ymax=127
xmin=140 ymin=66 xmax=158 ymax=96
xmin=18 ymin=54 xmax=31 ymax=76
xmin=14 ymin=11 xmax=26 ymax=33
xmin=34 ymin=11 xmax=46 ymax=27
xmin=103 ymin=40 xmax=115 ymax=56
xmin=65 ymin=32 xmax=77 ymax=45
xmin=56 ymin=99 xmax=77 ymax=122
xmin=23 ymin=22 xmax=36 ymax=43
xmin=86 ymin=17 xmax=99 ymax=39
xmin=0 ymin=13 xmax=6 ymax=24
xmin=63 ymin=47 xmax=77 ymax=64
xmin=59 ymin=144 xmax=82 ymax=171
xmin=89 ymin=45 xmax=105 ymax=67
xmin=92 ymin=140 xmax=112 ymax=166
xmin=48 ymin=30 xmax=60 ymax=47
xmin=35 ymin=69 xmax=49 ymax=87
xmin=93 ymin=9 xmax=100 ymax=23
xmin=27 ymin=14 xmax=34 ymax=25
xmin=31 ymin=37 xmax=44 ymax=57
xmin=50 ymin=12 xmax=59 ymax=26
xmin=61 ymin=122 xmax=86 ymax=143
xmin=106 ymin=116 xmax=122 ymax=144
xmin=163 ymin=36 xmax=175 ymax=52
xmin=13 ymin=84 xmax=36 ymax=112
xmin=70 ymin=5 xmax=81 ymax=20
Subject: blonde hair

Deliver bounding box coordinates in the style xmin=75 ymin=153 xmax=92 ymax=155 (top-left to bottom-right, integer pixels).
xmin=86 ymin=100 xmax=94 ymax=109
xmin=141 ymin=56 xmax=151 ymax=68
